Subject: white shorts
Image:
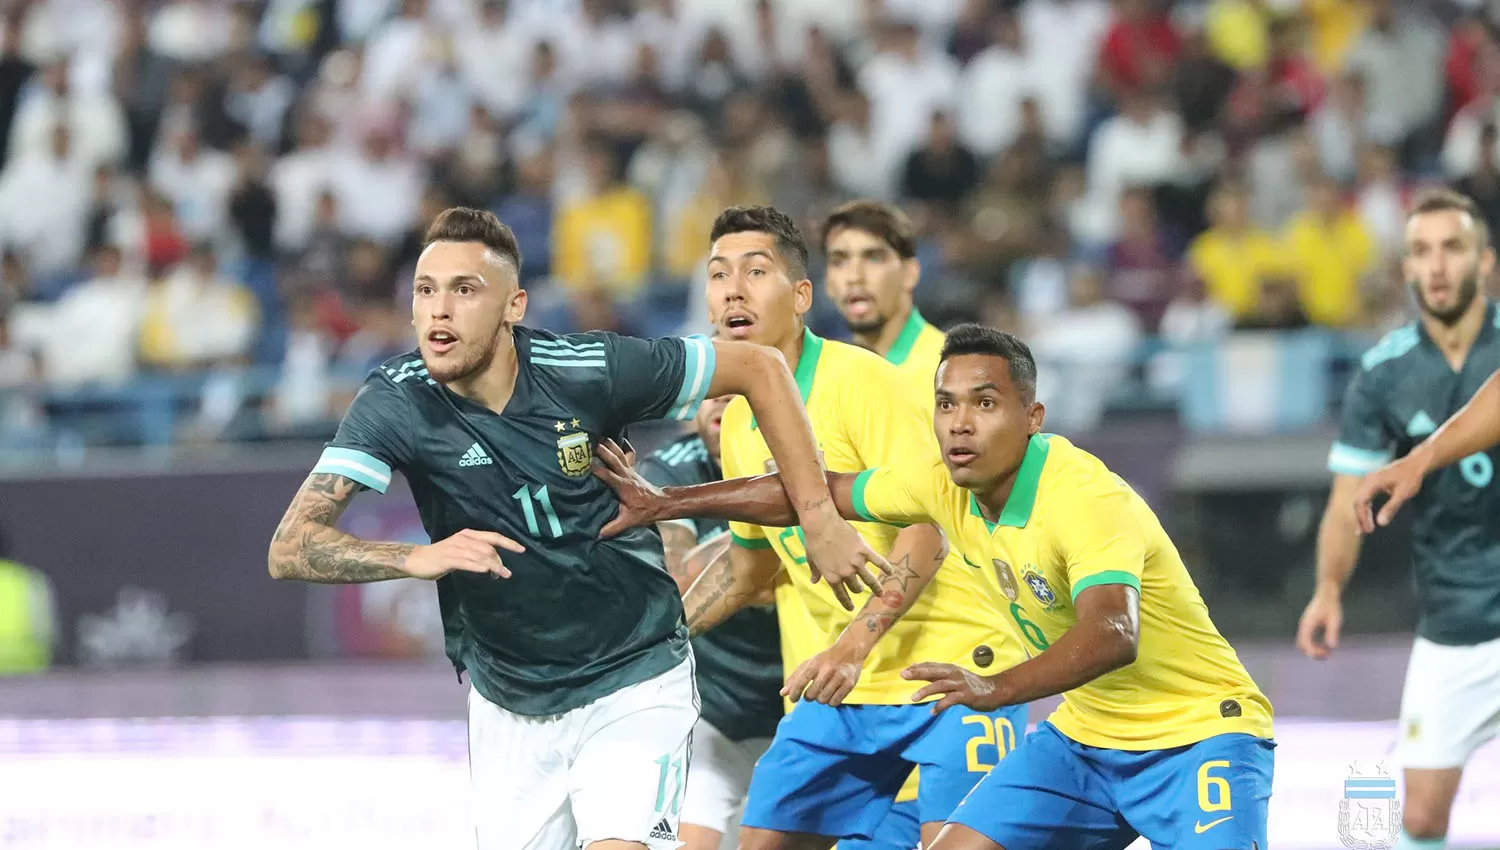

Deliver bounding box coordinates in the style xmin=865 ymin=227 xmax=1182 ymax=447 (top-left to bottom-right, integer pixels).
xmin=678 ymin=717 xmax=773 ymax=838
xmin=1397 ymin=634 xmax=1500 ymax=769
xmin=468 ymin=657 xmax=700 ymax=850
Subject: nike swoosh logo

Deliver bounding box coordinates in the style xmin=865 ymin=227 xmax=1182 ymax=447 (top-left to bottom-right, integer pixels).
xmin=1194 ymin=817 xmax=1233 ymax=834
xmin=962 ymin=555 xmax=983 ymax=569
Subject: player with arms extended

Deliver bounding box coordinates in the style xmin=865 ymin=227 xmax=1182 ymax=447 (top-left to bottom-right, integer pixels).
xmin=265 ymin=208 xmax=888 ymax=850
xmin=637 ymin=393 xmax=786 ymax=850
xmin=671 ymin=205 xmax=1026 ymax=850
xmin=595 ymin=324 xmax=1277 ymax=850
xmin=1300 ymin=189 xmax=1500 ymax=850
xmin=820 ymin=199 xmax=947 ymax=850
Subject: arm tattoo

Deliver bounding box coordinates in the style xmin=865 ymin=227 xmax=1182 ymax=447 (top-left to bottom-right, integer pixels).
xmin=858 ymin=542 xmax=943 ymax=636
xmin=657 ymin=524 xmax=698 ymax=583
xmin=268 ymin=473 xmax=416 ymax=584
xmin=682 ymin=548 xmax=764 ymax=637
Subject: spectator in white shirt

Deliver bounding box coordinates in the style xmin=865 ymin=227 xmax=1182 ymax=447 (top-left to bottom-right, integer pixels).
xmin=270 ymin=112 xmax=336 ymax=256
xmin=551 ymin=0 xmax=640 ymax=90
xmin=9 ymin=59 xmax=127 ymax=171
xmin=1030 ymin=263 xmax=1143 ymax=433
xmin=857 ymin=18 xmax=959 ymax=192
xmin=148 ymin=127 xmax=237 ymax=245
xmin=37 ymin=244 xmax=147 ymax=386
xmin=957 ymin=12 xmax=1038 ymax=158
xmin=1019 ymin=0 xmax=1110 ymax=146
xmin=224 ymin=56 xmax=296 ymax=152
xmin=827 ymin=91 xmax=889 ymax=200
xmin=1084 ymin=87 xmax=1185 ymax=241
xmin=334 ymin=126 xmax=423 ymax=245
xmin=457 ymin=0 xmax=539 ymax=119
xmin=362 ymin=0 xmax=434 ymax=106
xmin=1342 ymin=0 xmax=1444 ymax=160
xmin=148 ymin=0 xmax=233 ymax=63
xmin=0 ymin=123 xmax=91 ymax=281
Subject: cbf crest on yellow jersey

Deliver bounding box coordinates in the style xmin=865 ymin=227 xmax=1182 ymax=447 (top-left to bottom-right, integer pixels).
xmin=884 ymin=309 xmax=947 ymax=407
xmin=721 ymin=329 xmax=1022 ymax=705
xmin=851 ymin=434 xmax=1274 ymax=749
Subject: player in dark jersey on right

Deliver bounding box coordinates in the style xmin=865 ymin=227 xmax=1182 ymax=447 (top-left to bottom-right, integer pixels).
xmin=638 ymin=394 xmax=785 ymax=850
xmin=266 ymin=208 xmax=889 ymax=850
xmin=1299 ymin=189 xmax=1500 ymax=850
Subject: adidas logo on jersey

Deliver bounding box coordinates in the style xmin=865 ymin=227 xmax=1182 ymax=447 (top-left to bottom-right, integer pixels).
xmin=648 ymin=819 xmax=676 ymax=841
xmin=458 ymin=443 xmax=493 ymax=467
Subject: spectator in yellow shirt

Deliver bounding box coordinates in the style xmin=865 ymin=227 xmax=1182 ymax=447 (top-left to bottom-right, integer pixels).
xmin=1188 ymin=181 xmax=1286 ymax=318
xmin=1205 ymin=0 xmax=1272 ymax=71
xmin=1282 ymin=174 xmax=1376 ymax=327
xmin=552 ymin=142 xmax=653 ymax=299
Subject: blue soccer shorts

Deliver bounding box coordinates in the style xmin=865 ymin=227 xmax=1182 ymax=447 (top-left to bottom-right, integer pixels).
xmin=949 ymin=721 xmax=1275 ymax=850
xmin=837 ymin=798 xmax=920 ymax=850
xmin=739 ymin=700 xmax=1029 ymax=840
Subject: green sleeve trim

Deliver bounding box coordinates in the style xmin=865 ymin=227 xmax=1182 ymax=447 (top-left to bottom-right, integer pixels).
xmin=731 ymin=532 xmax=773 ymax=550
xmin=1071 ymin=570 xmax=1141 ymax=601
xmin=851 ymin=469 xmax=878 ymax=522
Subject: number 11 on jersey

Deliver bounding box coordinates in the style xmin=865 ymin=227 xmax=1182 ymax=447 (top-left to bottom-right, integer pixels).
xmin=513 ymin=484 xmax=563 ymax=537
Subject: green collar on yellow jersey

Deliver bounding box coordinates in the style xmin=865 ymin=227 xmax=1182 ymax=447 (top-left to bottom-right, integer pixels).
xmin=885 ymin=308 xmax=929 ymax=366
xmin=751 ymin=328 xmax=824 ymax=430
xmin=970 ymin=433 xmax=1051 ymax=531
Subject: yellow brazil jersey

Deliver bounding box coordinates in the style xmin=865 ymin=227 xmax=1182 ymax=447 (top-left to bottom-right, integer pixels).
xmin=721 ymin=328 xmax=1023 ymax=707
xmin=849 ymin=433 xmax=1274 ymax=751
xmin=884 ymin=308 xmax=946 ymax=408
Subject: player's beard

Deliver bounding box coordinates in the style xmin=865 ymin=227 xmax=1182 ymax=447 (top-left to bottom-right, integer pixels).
xmin=1413 ymin=270 xmax=1481 ymax=327
xmin=842 ymin=309 xmax=888 ymax=336
xmin=424 ymin=316 xmax=508 ymax=384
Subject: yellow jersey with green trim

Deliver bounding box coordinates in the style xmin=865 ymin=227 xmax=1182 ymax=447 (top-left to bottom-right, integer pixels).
xmin=722 ymin=329 xmax=1022 ymax=705
xmin=883 ymin=308 xmax=946 ymax=407
xmin=850 ymin=434 xmax=1274 ymax=750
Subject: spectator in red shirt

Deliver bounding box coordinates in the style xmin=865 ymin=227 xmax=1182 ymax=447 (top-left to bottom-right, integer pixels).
xmin=1445 ymin=14 xmax=1498 ymax=126
xmin=1097 ymin=0 xmax=1182 ymax=98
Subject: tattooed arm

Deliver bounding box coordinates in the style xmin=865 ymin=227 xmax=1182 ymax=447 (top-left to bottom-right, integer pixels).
xmin=780 ymin=523 xmax=950 ymax=706
xmin=682 ymin=541 xmax=782 ymax=637
xmin=268 ymin=473 xmax=523 ymax=583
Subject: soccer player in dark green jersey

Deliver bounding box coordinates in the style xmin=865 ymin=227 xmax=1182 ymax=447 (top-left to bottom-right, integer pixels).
xmin=1301 ymin=189 xmax=1500 ymax=850
xmin=638 ymin=395 xmax=784 ymax=850
xmin=266 ymin=208 xmax=889 ymax=850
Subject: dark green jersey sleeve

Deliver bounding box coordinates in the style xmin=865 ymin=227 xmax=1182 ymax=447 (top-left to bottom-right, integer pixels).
xmin=598 ymin=332 xmax=717 ymax=431
xmin=310 ymin=372 xmax=417 ymax=494
xmin=1328 ymin=367 xmax=1394 ymax=476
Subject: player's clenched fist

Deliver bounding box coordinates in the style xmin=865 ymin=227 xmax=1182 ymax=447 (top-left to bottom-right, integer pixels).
xmin=903 ymin=662 xmax=1003 ymax=713
xmin=404 ymin=529 xmax=525 ymax=580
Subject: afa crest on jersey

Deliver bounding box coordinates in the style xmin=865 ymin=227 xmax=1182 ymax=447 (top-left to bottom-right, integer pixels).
xmin=1022 ymin=567 xmax=1057 ymax=608
xmin=556 ymin=427 xmax=592 ymax=478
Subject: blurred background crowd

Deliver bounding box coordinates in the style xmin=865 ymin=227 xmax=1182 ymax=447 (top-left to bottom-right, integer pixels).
xmin=0 ymin=0 xmax=1494 ymax=450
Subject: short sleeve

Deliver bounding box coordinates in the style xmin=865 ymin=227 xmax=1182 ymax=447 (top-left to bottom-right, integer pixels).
xmin=1327 ymin=368 xmax=1394 ymax=476
xmin=598 ymin=333 xmax=717 ymax=426
xmin=849 ymin=463 xmax=939 ymax=528
xmin=1058 ymin=484 xmax=1146 ymax=602
xmin=310 ymin=373 xmax=416 ymax=494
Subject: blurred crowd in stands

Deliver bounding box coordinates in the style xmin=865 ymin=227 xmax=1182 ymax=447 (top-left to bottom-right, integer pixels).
xmin=0 ymin=0 xmax=1496 ymax=448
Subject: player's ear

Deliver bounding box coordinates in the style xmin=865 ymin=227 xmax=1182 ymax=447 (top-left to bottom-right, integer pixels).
xmin=794 ymin=276 xmax=814 ymax=316
xmin=507 ymin=288 xmax=528 ymax=323
xmin=903 ymin=258 xmax=920 ymax=295
xmin=1027 ymin=401 xmax=1045 ymax=436
xmin=1481 ymin=244 xmax=1496 ymax=278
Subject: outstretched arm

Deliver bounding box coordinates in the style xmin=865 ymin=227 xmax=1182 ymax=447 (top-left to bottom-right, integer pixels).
xmin=593 ymin=437 xmax=862 ymax=533
xmin=906 ymin=584 xmax=1140 ymax=711
xmin=1355 ymin=368 xmax=1500 ymax=530
xmin=269 ymin=473 xmax=520 ymax=583
xmin=706 ymin=339 xmax=892 ymax=599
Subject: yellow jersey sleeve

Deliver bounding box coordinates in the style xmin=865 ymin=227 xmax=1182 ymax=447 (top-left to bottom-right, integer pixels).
xmin=1055 ymin=479 xmax=1147 ymax=602
xmin=849 ymin=461 xmax=941 ymax=528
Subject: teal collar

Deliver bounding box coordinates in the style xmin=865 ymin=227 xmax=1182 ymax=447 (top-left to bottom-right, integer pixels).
xmin=752 ymin=328 xmax=823 ymax=430
xmin=969 ymin=434 xmax=1051 ymax=532
xmin=884 ymin=308 xmax=928 ymax=366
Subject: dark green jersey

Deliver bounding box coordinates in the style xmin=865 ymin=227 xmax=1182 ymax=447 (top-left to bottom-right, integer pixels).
xmin=639 ymin=435 xmax=784 ymax=741
xmin=1330 ymin=302 xmax=1500 ymax=645
xmin=313 ymin=326 xmax=718 ymax=715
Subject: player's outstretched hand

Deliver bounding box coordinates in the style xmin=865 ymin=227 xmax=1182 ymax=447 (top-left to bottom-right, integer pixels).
xmin=1352 ymin=453 xmax=1427 ymax=534
xmin=800 ymin=513 xmax=894 ymax=610
xmin=405 ymin=529 xmax=524 ymax=580
xmin=903 ymin=663 xmax=1004 ymax=713
xmin=592 ymin=438 xmax=664 ymax=538
xmin=782 ymin=644 xmax=864 ymax=706
xmin=1295 ymin=590 xmax=1342 ymax=660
